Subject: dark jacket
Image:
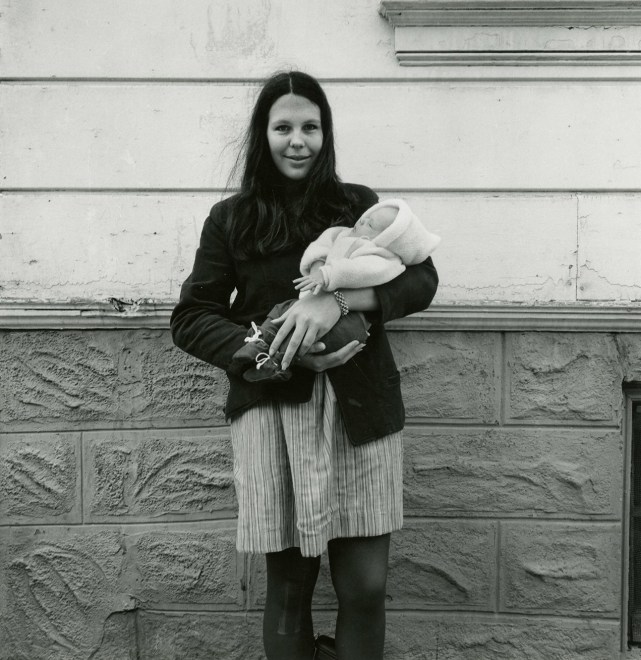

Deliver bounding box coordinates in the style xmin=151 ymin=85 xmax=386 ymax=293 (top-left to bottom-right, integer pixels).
xmin=170 ymin=183 xmax=438 ymax=445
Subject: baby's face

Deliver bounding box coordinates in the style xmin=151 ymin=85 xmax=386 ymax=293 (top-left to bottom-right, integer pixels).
xmin=352 ymin=206 xmax=397 ymax=239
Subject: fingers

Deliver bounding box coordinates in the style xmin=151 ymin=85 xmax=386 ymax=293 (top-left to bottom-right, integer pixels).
xmin=280 ymin=326 xmax=308 ymax=370
xmin=269 ymin=315 xmax=294 ymax=355
xmin=298 ymin=340 xmax=364 ymax=372
xmin=332 ymin=340 xmax=364 ymax=364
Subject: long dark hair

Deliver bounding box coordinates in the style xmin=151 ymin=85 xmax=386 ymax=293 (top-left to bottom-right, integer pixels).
xmin=227 ymin=71 xmax=357 ymax=260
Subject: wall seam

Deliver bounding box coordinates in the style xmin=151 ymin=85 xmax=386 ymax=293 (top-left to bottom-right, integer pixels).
xmin=79 ymin=430 xmax=85 ymax=524
xmin=575 ymin=193 xmax=581 ymax=301
xmin=495 ymin=520 xmax=502 ymax=613
xmin=499 ymin=332 xmax=507 ymax=426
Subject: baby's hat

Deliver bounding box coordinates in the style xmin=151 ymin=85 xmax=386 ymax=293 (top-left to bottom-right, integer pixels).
xmin=368 ymin=198 xmax=440 ymax=265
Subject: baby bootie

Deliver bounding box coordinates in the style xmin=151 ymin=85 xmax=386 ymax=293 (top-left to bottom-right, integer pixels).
xmin=228 ymin=322 xmax=271 ymax=376
xmin=242 ymin=351 xmax=292 ymax=383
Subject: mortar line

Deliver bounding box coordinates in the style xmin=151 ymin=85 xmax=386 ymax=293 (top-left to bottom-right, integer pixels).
xmin=79 ymin=430 xmax=85 ymax=524
xmin=0 ymin=515 xmax=622 ymax=529
xmin=139 ymin=606 xmax=622 ymax=623
xmin=244 ymin=552 xmax=251 ymax=612
xmin=1 ymin=421 xmax=621 ymax=435
xmin=495 ymin=520 xmax=502 ymax=613
xmin=134 ymin=608 xmax=142 ymax=660
xmin=0 ymin=517 xmax=240 ymax=528
xmin=499 ymin=332 xmax=507 ymax=426
xmin=402 ymin=516 xmax=622 ymax=525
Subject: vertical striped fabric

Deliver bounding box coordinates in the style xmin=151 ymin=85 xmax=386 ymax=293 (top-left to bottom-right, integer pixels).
xmin=230 ymin=374 xmax=403 ymax=557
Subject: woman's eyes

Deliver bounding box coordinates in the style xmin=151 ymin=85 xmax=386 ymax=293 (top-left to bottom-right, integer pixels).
xmin=272 ymin=124 xmax=319 ymax=133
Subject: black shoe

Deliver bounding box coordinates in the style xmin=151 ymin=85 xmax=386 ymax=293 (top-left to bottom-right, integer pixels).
xmin=313 ymin=635 xmax=336 ymax=660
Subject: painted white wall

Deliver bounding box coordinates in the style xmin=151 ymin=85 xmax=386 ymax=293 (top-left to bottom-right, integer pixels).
xmin=1 ymin=0 xmax=639 ymax=305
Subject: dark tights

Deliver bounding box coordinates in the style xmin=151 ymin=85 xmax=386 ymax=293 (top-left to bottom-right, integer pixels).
xmin=263 ymin=534 xmax=390 ymax=660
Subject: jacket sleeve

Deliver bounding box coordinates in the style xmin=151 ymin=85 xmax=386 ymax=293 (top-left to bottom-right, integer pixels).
xmin=372 ymin=255 xmax=439 ymax=325
xmin=170 ymin=203 xmax=248 ymax=371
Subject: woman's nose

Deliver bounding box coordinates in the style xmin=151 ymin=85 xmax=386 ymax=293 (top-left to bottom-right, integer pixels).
xmin=289 ymin=131 xmax=304 ymax=147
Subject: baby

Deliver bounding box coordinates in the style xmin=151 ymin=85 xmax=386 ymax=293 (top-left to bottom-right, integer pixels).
xmin=228 ymin=199 xmax=440 ymax=382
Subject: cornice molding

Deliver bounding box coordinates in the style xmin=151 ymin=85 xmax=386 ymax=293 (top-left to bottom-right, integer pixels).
xmin=379 ymin=1 xmax=641 ymax=26
xmin=1 ymin=303 xmax=640 ymax=333
xmin=379 ymin=0 xmax=641 ymax=66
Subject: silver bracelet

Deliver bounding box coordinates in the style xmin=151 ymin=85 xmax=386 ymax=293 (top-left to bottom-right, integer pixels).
xmin=333 ymin=290 xmax=349 ymax=317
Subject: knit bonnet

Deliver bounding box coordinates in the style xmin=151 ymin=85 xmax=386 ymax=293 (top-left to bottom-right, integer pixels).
xmin=366 ymin=199 xmax=440 ymax=265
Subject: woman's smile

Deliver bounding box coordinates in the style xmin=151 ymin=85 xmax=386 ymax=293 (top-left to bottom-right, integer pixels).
xmin=267 ymin=93 xmax=323 ymax=180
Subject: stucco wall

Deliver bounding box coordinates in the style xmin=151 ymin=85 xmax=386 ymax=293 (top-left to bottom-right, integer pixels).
xmin=1 ymin=0 xmax=641 ymax=305
xmin=2 ymin=1 xmax=641 ymax=658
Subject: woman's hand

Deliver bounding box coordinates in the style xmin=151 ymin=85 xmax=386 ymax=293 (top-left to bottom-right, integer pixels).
xmin=296 ymin=340 xmax=364 ymax=372
xmin=269 ymin=292 xmax=341 ymax=369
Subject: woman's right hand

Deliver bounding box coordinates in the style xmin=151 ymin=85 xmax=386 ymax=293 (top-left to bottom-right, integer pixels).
xmin=295 ymin=340 xmax=364 ymax=372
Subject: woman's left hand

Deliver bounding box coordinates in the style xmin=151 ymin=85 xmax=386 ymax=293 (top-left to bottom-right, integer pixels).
xmin=269 ymin=292 xmax=341 ymax=369
xmin=296 ymin=340 xmax=364 ymax=372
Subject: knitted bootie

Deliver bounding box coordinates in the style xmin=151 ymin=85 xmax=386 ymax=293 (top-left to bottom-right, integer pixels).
xmin=228 ymin=322 xmax=271 ymax=376
xmin=242 ymin=351 xmax=292 ymax=383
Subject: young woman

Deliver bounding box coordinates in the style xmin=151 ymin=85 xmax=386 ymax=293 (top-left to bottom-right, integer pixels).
xmin=171 ymin=71 xmax=438 ymax=660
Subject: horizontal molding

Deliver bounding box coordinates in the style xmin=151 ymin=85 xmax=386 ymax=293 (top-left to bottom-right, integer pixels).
xmin=380 ymin=0 xmax=641 ymax=66
xmin=379 ymin=1 xmax=641 ymax=26
xmin=398 ymin=52 xmax=641 ymax=66
xmin=1 ymin=303 xmax=640 ymax=332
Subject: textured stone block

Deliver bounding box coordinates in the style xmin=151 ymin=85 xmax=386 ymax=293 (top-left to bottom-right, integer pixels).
xmin=403 ymin=427 xmax=623 ymax=518
xmin=387 ymin=521 xmax=497 ymax=609
xmin=135 ymin=329 xmax=228 ymax=425
xmin=0 ymin=432 xmax=81 ymax=523
xmin=0 ymin=526 xmax=135 ymax=660
xmin=617 ymin=333 xmax=641 ymax=383
xmin=90 ymin=612 xmax=138 ymax=660
xmin=250 ymin=521 xmax=496 ymax=611
xmin=384 ymin=613 xmax=440 ymax=659
xmin=506 ymin=333 xmax=622 ymax=424
xmin=433 ymin=613 xmax=620 ymax=659
xmin=141 ymin=611 xmax=618 ymax=660
xmin=390 ymin=332 xmax=500 ymax=423
xmin=137 ymin=612 xmax=264 ymax=660
xmin=0 ymin=329 xmax=227 ymax=429
xmin=0 ymin=331 xmax=120 ymax=428
xmin=126 ymin=522 xmax=242 ymax=607
xmin=84 ymin=428 xmax=235 ymax=522
xmin=501 ymin=522 xmax=621 ymax=615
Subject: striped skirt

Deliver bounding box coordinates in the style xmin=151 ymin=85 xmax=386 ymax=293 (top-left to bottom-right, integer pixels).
xmin=230 ymin=373 xmax=403 ymax=557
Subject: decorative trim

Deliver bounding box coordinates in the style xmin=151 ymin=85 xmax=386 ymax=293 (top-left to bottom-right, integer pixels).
xmin=379 ymin=1 xmax=641 ymax=27
xmin=396 ymin=52 xmax=641 ymax=66
xmin=1 ymin=303 xmax=640 ymax=333
xmin=379 ymin=0 xmax=641 ymax=66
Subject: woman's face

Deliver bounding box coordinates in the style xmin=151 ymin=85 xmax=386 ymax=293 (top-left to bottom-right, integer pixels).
xmin=266 ymin=93 xmax=323 ymax=181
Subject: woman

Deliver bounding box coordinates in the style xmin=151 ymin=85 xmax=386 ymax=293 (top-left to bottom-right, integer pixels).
xmin=171 ymin=71 xmax=438 ymax=660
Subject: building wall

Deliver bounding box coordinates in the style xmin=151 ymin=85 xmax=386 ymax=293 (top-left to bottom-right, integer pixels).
xmin=1 ymin=1 xmax=641 ymax=658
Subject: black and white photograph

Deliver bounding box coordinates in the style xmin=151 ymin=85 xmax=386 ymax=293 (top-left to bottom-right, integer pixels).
xmin=1 ymin=1 xmax=641 ymax=658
